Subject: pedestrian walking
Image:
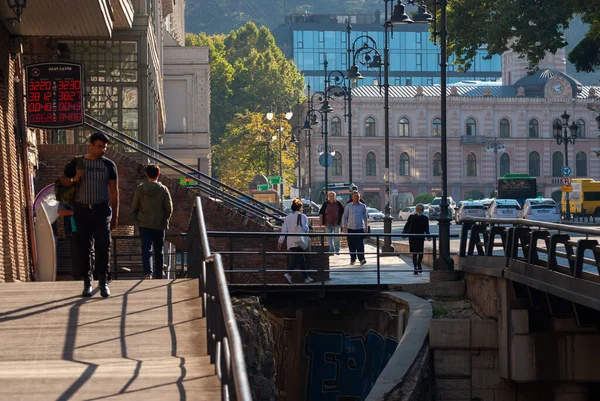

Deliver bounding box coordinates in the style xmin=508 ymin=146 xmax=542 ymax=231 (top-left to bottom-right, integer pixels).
xmin=342 ymin=190 xmax=369 ymax=265
xmin=61 ymin=132 xmax=119 ymax=298
xmin=402 ymin=203 xmax=430 ymax=274
xmin=319 ymin=191 xmax=344 ymax=255
xmin=278 ymin=198 xmax=313 ymax=284
xmin=130 ymin=164 xmax=173 ymax=279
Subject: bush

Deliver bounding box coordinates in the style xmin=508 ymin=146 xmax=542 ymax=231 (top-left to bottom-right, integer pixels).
xmin=414 ymin=193 xmax=435 ymax=205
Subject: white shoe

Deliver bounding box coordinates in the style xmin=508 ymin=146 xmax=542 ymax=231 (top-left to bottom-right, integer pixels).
xmin=284 ymin=273 xmax=293 ymax=284
xmin=305 ymin=277 xmax=314 ymax=284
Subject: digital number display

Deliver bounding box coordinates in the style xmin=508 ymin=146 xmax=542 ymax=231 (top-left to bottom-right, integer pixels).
xmin=26 ymin=62 xmax=84 ymax=129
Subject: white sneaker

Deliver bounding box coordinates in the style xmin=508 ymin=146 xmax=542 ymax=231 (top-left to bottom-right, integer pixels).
xmin=284 ymin=273 xmax=293 ymax=284
xmin=305 ymin=277 xmax=314 ymax=284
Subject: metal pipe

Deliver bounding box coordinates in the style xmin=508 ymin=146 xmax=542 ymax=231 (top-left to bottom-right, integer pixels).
xmin=382 ymin=1 xmax=394 ymax=252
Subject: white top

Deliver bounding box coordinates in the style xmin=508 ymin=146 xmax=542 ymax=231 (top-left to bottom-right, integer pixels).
xmin=278 ymin=211 xmax=309 ymax=250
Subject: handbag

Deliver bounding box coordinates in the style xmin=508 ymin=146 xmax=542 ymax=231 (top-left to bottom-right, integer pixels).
xmin=293 ymin=214 xmax=310 ymax=250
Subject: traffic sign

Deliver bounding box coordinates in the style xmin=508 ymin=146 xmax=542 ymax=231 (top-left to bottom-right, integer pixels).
xmin=562 ymin=166 xmax=572 ymax=176
xmin=562 ymin=177 xmax=572 ymax=186
xmin=268 ymin=176 xmax=282 ymax=184
xmin=561 ymin=185 xmax=573 ymax=193
xmin=319 ymin=154 xmax=333 ymax=167
xmin=257 ymin=184 xmax=270 ymax=191
xmin=392 ymin=184 xmax=398 ymax=190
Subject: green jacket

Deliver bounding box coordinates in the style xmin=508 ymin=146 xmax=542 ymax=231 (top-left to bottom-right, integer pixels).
xmin=130 ymin=181 xmax=173 ymax=230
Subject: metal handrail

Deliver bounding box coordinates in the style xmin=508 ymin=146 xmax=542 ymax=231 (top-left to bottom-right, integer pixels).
xmin=84 ymin=114 xmax=285 ymax=223
xmin=190 ymin=197 xmax=252 ymax=401
xmin=462 ymin=216 xmax=600 ymax=236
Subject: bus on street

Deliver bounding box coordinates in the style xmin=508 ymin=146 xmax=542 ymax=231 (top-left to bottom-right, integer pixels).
xmin=562 ymin=178 xmax=600 ymax=216
xmin=497 ymin=173 xmax=537 ymax=206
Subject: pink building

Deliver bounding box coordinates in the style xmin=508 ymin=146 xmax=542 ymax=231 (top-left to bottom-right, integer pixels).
xmin=301 ymin=50 xmax=600 ymax=211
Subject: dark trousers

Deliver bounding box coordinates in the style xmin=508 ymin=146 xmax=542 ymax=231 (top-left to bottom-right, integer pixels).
xmin=288 ymin=247 xmax=309 ymax=279
xmin=347 ymin=228 xmax=366 ymax=262
xmin=74 ymin=203 xmax=112 ymax=288
xmin=139 ymin=227 xmax=165 ymax=279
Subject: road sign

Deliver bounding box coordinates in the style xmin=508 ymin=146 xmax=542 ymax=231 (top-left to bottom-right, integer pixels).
xmin=268 ymin=176 xmax=282 ymax=184
xmin=257 ymin=184 xmax=271 ymax=191
xmin=180 ymin=177 xmax=195 ymax=186
xmin=562 ymin=177 xmax=572 ymax=186
xmin=391 ymin=190 xmax=398 ymax=196
xmin=562 ymin=166 xmax=572 ymax=176
xmin=561 ymin=185 xmax=573 ymax=192
xmin=319 ymin=154 xmax=333 ymax=167
xmin=392 ymin=184 xmax=398 ymax=190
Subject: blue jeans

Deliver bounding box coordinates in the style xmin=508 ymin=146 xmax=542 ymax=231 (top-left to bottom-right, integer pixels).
xmin=325 ymin=225 xmax=340 ymax=253
xmin=140 ymin=227 xmax=165 ymax=279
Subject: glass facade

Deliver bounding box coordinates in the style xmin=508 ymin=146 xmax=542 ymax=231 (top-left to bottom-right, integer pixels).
xmin=292 ymin=27 xmax=501 ymax=91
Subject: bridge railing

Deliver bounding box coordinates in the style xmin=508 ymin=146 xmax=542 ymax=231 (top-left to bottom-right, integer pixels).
xmin=187 ymin=197 xmax=252 ymax=401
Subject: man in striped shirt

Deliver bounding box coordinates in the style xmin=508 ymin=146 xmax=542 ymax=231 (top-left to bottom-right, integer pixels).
xmin=61 ymin=132 xmax=119 ymax=298
xmin=342 ymin=190 xmax=369 ymax=265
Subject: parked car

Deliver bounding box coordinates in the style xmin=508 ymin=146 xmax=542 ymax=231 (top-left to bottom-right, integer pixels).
xmin=485 ymin=199 xmax=521 ymax=219
xmin=429 ymin=196 xmax=456 ymax=220
xmin=519 ymin=198 xmax=561 ymax=223
xmin=367 ymin=207 xmax=385 ymax=222
xmin=282 ymin=199 xmax=320 ymax=215
xmin=398 ymin=206 xmax=416 ymax=221
xmin=455 ymin=200 xmax=486 ymax=224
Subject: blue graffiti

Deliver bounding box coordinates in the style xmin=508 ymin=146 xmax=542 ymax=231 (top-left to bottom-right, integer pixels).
xmin=305 ymin=330 xmax=398 ymax=401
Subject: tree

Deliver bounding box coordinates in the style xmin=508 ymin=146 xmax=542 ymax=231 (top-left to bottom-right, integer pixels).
xmin=213 ymin=111 xmax=298 ymax=192
xmin=446 ymin=0 xmax=600 ymax=73
xmin=414 ymin=193 xmax=435 ymax=205
xmin=186 ymin=22 xmax=305 ymax=153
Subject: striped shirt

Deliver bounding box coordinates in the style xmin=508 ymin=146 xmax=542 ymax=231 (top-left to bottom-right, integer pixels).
xmin=342 ymin=202 xmax=368 ymax=230
xmin=64 ymin=156 xmax=117 ymax=204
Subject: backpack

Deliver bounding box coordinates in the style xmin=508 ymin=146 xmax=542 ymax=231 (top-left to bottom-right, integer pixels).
xmin=54 ymin=155 xmax=85 ymax=205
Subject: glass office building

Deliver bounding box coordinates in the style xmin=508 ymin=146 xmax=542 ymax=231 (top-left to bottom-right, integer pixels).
xmin=273 ymin=13 xmax=502 ymax=91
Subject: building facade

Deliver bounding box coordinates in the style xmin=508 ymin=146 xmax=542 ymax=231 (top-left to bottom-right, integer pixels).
xmin=299 ymin=50 xmax=600 ymax=211
xmin=273 ymin=12 xmax=502 ymax=92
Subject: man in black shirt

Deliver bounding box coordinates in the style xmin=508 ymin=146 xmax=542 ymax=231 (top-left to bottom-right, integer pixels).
xmin=61 ymin=132 xmax=119 ymax=297
xmin=402 ymin=203 xmax=430 ymax=275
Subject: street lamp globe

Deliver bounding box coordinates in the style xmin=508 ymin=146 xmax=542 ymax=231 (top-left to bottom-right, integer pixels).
xmin=285 ymin=110 xmax=293 ymax=120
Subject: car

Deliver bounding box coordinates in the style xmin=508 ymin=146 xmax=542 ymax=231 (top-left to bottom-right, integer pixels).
xmin=429 ymin=196 xmax=456 ymax=220
xmin=367 ymin=207 xmax=385 ymax=221
xmin=398 ymin=206 xmax=416 ymax=221
xmin=485 ymin=199 xmax=521 ymax=219
xmin=282 ymin=199 xmax=321 ymax=215
xmin=455 ymin=200 xmax=486 ymax=224
xmin=519 ymin=198 xmax=561 ymax=223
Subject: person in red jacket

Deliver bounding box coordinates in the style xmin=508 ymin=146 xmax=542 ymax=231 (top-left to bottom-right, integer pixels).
xmin=319 ymin=191 xmax=345 ymax=255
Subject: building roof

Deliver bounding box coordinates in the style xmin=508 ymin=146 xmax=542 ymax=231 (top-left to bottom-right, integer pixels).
xmin=512 ymin=68 xmax=583 ymax=97
xmin=350 ymin=79 xmax=599 ymax=99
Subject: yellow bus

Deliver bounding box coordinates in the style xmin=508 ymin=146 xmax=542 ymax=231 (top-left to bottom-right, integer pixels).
xmin=562 ymin=178 xmax=600 ymax=216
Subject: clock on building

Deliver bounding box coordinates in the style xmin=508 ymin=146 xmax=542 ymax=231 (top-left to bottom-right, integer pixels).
xmin=552 ymin=82 xmax=564 ymax=94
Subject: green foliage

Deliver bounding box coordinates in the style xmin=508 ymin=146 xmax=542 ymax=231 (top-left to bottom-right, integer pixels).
xmin=213 ymin=111 xmax=298 ymax=192
xmin=186 ymin=22 xmax=304 ymax=154
xmin=414 ymin=193 xmax=435 ymax=205
xmin=447 ymin=0 xmax=600 ymax=73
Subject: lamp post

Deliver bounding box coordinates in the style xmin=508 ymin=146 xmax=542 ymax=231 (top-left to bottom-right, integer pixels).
xmin=346 ymin=21 xmax=383 ymax=189
xmin=553 ymin=111 xmax=578 ymax=221
xmin=266 ymin=104 xmax=293 ymax=198
xmin=486 ymin=138 xmax=505 ymax=195
xmin=386 ymin=0 xmax=452 ymax=268
xmin=260 ymin=130 xmax=277 ymax=179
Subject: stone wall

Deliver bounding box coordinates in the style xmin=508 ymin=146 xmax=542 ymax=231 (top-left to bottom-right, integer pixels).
xmin=0 ymin=30 xmax=31 ymax=282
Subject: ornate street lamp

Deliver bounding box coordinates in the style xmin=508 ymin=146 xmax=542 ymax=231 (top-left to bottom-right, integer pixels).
xmin=266 ymin=104 xmax=293 ymax=198
xmin=553 ymin=110 xmax=578 ymax=221
xmin=2 ymin=0 xmax=26 ymax=24
xmin=346 ymin=22 xmax=382 ymax=189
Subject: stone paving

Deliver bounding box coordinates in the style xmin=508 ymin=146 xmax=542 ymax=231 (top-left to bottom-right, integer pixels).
xmin=318 ymin=243 xmax=432 ymax=285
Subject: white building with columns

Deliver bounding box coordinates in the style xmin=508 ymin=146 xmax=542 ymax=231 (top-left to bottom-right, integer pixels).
xmin=300 ymin=49 xmax=600 ymax=211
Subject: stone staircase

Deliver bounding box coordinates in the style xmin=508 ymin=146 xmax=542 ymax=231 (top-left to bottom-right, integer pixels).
xmin=0 ymin=279 xmax=221 ymax=400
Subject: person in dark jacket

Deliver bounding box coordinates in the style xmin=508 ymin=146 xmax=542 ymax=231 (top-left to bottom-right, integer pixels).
xmin=402 ymin=203 xmax=430 ymax=274
xmin=319 ymin=191 xmax=345 ymax=254
xmin=130 ymin=165 xmax=173 ymax=279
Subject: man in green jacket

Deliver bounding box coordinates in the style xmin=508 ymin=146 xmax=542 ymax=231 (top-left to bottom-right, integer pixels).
xmin=131 ymin=164 xmax=173 ymax=279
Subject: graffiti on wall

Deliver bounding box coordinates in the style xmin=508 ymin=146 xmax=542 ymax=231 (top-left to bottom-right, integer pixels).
xmin=305 ymin=330 xmax=398 ymax=401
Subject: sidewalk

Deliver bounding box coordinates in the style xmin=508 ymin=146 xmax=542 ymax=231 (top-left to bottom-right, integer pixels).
xmin=323 ymin=243 xmax=431 ymax=285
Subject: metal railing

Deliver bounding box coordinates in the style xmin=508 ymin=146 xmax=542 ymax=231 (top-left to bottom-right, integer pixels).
xmin=186 ymin=197 xmax=252 ymax=401
xmin=84 ymin=114 xmax=285 ymax=224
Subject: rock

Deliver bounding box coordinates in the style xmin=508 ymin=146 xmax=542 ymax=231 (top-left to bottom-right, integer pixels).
xmin=233 ymin=296 xmax=277 ymax=401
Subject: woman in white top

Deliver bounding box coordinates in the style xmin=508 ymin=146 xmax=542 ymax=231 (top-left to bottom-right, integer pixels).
xmin=278 ymin=198 xmax=313 ymax=284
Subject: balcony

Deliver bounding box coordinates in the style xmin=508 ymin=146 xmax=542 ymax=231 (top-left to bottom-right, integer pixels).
xmin=460 ymin=135 xmax=487 ymax=145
